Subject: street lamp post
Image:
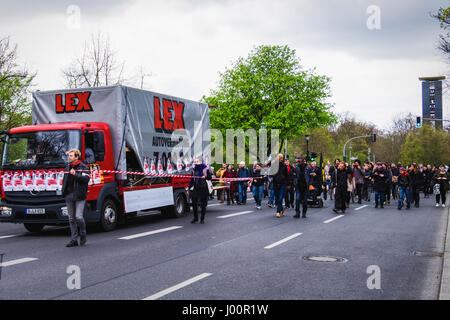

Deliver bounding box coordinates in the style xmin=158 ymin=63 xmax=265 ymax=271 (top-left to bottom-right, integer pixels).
xmin=305 ymin=134 xmax=310 ymax=161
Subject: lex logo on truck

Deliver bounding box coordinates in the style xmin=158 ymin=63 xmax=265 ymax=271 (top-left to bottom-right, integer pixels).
xmin=55 ymin=92 xmax=93 ymax=113
xmin=154 ymin=97 xmax=185 ymax=133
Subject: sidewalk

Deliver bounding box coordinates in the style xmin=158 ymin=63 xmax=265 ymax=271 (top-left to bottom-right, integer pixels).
xmin=439 ymin=204 xmax=450 ymax=300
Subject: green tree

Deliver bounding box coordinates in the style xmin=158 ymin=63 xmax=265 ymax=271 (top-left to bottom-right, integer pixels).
xmin=203 ymin=45 xmax=336 ymax=154
xmin=433 ymin=6 xmax=450 ymax=62
xmin=0 ymin=36 xmax=35 ymax=132
xmin=400 ymin=125 xmax=450 ymax=165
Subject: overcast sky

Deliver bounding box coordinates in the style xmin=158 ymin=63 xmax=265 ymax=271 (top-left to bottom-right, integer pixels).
xmin=1 ymin=0 xmax=449 ymax=130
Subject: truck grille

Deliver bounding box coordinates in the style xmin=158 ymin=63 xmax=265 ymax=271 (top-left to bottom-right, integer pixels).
xmin=4 ymin=191 xmax=65 ymax=205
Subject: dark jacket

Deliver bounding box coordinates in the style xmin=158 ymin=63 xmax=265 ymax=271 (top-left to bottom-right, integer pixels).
xmin=329 ymin=165 xmax=339 ymax=188
xmin=294 ymin=163 xmax=310 ymax=191
xmin=363 ymin=168 xmax=372 ymax=186
xmin=433 ymin=171 xmax=450 ymax=192
xmin=251 ymin=169 xmax=266 ymax=187
xmin=309 ymin=166 xmax=322 ymax=188
xmin=372 ymin=167 xmax=388 ymax=192
xmin=410 ymin=170 xmax=425 ymax=189
xmin=398 ymin=172 xmax=412 ymax=189
xmin=335 ymin=168 xmax=349 ymax=189
xmin=62 ymin=161 xmax=90 ymax=201
xmin=286 ymin=165 xmax=295 ymax=188
xmin=189 ymin=164 xmax=212 ymax=197
xmin=273 ymin=161 xmax=288 ymax=186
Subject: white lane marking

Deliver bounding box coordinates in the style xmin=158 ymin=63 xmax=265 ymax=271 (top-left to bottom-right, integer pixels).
xmin=216 ymin=211 xmax=253 ymax=219
xmin=143 ymin=273 xmax=213 ymax=300
xmin=0 ymin=234 xmax=23 ymax=240
xmin=119 ymin=226 xmax=183 ymax=240
xmin=0 ymin=257 xmax=38 ymax=267
xmin=323 ymin=215 xmax=345 ymax=224
xmin=354 ymin=205 xmax=368 ymax=211
xmin=208 ymin=203 xmax=222 ymax=207
xmin=264 ymin=233 xmax=302 ymax=249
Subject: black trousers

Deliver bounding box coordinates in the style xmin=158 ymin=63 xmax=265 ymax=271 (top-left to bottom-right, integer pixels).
xmin=334 ymin=187 xmax=347 ymax=211
xmin=355 ymin=183 xmax=363 ymax=202
xmin=411 ymin=187 xmax=420 ymax=206
xmin=436 ymin=185 xmax=447 ymax=204
xmin=285 ymin=186 xmax=295 ymax=208
xmin=191 ymin=194 xmax=207 ymax=221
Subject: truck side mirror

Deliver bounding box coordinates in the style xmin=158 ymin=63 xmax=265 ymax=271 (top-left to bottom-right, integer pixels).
xmin=93 ymin=131 xmax=105 ymax=162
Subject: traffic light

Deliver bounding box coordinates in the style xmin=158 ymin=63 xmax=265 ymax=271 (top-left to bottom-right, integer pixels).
xmin=310 ymin=152 xmax=317 ymax=161
xmin=416 ymin=116 xmax=422 ymax=128
xmin=371 ymin=133 xmax=376 ymax=142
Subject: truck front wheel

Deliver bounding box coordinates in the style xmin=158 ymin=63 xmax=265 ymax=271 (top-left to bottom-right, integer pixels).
xmin=24 ymin=223 xmax=45 ymax=233
xmin=99 ymin=199 xmax=118 ymax=232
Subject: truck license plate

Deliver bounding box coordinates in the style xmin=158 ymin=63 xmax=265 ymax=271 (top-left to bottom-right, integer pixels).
xmin=26 ymin=208 xmax=46 ymax=215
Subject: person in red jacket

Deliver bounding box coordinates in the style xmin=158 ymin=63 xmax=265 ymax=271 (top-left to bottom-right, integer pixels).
xmin=222 ymin=164 xmax=236 ymax=205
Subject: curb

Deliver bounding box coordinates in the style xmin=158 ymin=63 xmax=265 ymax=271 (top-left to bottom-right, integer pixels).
xmin=439 ymin=204 xmax=450 ymax=300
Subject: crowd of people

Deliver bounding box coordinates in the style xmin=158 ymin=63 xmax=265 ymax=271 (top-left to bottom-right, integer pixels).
xmin=200 ymin=155 xmax=450 ymax=221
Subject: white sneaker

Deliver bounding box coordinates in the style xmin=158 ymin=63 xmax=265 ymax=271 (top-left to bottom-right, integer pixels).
xmin=436 ymin=203 xmax=440 ymax=207
xmin=443 ymin=204 xmax=446 ymax=208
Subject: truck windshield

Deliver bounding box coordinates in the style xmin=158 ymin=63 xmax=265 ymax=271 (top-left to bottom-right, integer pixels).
xmin=1 ymin=130 xmax=80 ymax=170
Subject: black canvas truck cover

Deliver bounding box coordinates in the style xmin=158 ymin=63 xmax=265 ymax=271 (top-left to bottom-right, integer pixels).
xmin=31 ymin=85 xmax=211 ymax=178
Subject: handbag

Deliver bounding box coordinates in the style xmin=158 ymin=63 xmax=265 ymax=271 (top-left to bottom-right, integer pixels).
xmin=433 ymin=183 xmax=440 ymax=195
xmin=206 ymin=179 xmax=214 ymax=194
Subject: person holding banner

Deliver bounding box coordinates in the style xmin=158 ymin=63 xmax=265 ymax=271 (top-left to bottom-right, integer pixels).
xmin=188 ymin=157 xmax=212 ymax=224
xmin=62 ymin=149 xmax=90 ymax=247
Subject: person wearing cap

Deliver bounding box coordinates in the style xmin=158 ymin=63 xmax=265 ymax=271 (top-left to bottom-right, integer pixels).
xmin=397 ymin=167 xmax=412 ymax=210
xmin=237 ymin=161 xmax=251 ymax=205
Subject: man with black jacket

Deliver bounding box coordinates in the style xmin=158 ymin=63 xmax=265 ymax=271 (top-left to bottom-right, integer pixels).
xmin=62 ymin=149 xmax=91 ymax=247
xmin=272 ymin=154 xmax=288 ymax=217
xmin=333 ymin=162 xmax=350 ymax=214
xmin=397 ymin=167 xmax=411 ymax=210
xmin=410 ymin=164 xmax=425 ymax=208
xmin=294 ymin=157 xmax=310 ymax=218
xmin=372 ymin=162 xmax=388 ymax=208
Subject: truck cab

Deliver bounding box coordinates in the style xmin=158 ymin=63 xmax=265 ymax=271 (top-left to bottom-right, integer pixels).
xmin=0 ymin=122 xmax=116 ymax=232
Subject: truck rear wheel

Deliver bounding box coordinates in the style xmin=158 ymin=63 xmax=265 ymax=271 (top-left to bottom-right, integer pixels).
xmin=99 ymin=199 xmax=118 ymax=232
xmin=24 ymin=223 xmax=45 ymax=233
xmin=162 ymin=190 xmax=187 ymax=218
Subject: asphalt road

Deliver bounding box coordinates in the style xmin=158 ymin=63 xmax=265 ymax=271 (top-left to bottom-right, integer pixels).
xmin=0 ymin=193 xmax=448 ymax=300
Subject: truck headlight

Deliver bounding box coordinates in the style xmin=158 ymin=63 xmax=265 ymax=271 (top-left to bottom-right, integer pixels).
xmin=61 ymin=206 xmax=68 ymax=216
xmin=1 ymin=207 xmax=12 ymax=217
